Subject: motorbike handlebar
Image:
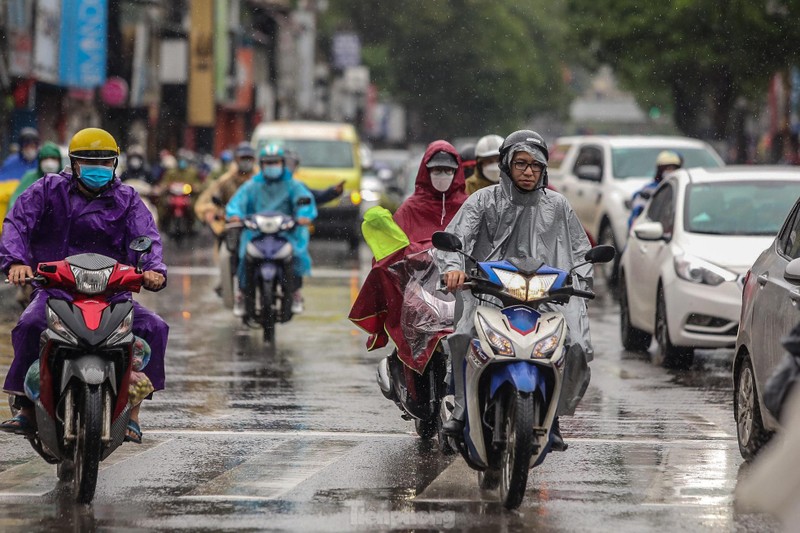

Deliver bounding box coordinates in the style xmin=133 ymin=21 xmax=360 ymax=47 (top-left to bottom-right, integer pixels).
xmin=4 ymin=275 xmax=46 ymax=285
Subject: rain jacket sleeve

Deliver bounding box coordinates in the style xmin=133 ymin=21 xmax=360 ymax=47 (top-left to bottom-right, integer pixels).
xmin=0 ymin=179 xmax=48 ymax=272
xmin=436 ymin=192 xmax=484 ymax=274
xmin=291 ymin=182 xmax=317 ymax=221
xmin=123 ymin=194 xmax=168 ymax=288
xmin=225 ymin=181 xmax=253 ymax=219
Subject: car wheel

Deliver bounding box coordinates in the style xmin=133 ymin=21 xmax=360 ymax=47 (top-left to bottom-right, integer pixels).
xmin=653 ymin=285 xmax=693 ymax=369
xmin=597 ymin=223 xmax=619 ymax=293
xmin=735 ymin=355 xmax=772 ymax=461
xmin=619 ymin=272 xmax=652 ymax=352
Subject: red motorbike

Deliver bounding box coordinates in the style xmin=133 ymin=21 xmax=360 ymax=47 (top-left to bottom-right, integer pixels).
xmin=163 ymin=182 xmax=194 ymax=241
xmin=9 ymin=237 xmax=153 ymax=503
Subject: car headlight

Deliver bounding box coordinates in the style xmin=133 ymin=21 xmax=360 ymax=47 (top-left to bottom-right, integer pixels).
xmin=70 ymin=266 xmax=112 ymax=295
xmin=674 ymin=254 xmax=737 ymax=286
xmin=478 ymin=315 xmax=514 ymax=356
xmin=47 ymin=305 xmax=79 ymax=345
xmin=532 ymin=322 xmax=564 ymax=358
xmin=492 ymin=268 xmax=558 ymax=301
xmin=105 ymin=309 xmax=133 ymax=346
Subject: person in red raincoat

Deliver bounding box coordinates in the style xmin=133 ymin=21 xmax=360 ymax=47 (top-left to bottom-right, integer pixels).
xmin=349 ymin=140 xmax=468 ymax=410
xmin=393 ymin=140 xmax=467 ymax=245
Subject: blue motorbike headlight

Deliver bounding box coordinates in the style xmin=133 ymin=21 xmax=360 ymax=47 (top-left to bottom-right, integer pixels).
xmin=478 ymin=315 xmax=514 ymax=356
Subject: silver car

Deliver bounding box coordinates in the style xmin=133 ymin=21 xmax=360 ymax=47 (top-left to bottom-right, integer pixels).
xmin=734 ymin=195 xmax=800 ymax=461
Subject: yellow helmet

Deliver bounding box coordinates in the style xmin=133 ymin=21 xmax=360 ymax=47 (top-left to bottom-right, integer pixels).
xmin=68 ymin=128 xmax=120 ymax=160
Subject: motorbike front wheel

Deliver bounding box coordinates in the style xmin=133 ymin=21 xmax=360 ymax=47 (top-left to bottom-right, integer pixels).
xmin=73 ymin=384 xmax=103 ymax=504
xmin=499 ymin=390 xmax=537 ymax=510
xmin=261 ymin=279 xmax=276 ymax=344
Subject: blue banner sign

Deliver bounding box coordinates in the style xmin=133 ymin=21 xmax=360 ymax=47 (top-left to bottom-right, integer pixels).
xmin=59 ymin=0 xmax=108 ymax=88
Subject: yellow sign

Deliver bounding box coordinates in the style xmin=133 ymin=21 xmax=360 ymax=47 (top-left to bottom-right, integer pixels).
xmin=188 ymin=0 xmax=215 ymax=126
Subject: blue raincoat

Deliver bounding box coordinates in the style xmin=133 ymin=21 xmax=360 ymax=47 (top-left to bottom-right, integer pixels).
xmin=225 ymin=168 xmax=317 ymax=287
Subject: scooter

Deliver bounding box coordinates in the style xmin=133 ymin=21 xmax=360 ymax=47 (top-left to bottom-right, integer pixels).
xmin=374 ymin=249 xmax=456 ymax=450
xmin=233 ymin=198 xmax=311 ymax=343
xmin=432 ymin=231 xmax=615 ymax=509
xmin=7 ymin=237 xmax=154 ymax=504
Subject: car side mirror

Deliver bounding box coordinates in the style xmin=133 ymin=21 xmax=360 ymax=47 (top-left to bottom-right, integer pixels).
xmin=585 ymin=245 xmax=616 ymax=264
xmin=785 ymin=257 xmax=800 ymax=284
xmin=576 ymin=164 xmax=602 ymax=182
xmin=633 ymin=221 xmax=665 ymax=241
xmin=432 ymin=231 xmax=463 ymax=252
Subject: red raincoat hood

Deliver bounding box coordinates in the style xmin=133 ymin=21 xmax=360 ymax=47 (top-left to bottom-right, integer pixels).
xmin=393 ymin=140 xmax=467 ymax=244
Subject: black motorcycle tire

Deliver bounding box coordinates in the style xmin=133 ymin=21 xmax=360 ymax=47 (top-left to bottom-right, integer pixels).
xmin=499 ymin=390 xmax=536 ymax=510
xmin=478 ymin=468 xmax=501 ymax=490
xmin=414 ymin=417 xmax=437 ymax=439
xmin=261 ymin=279 xmax=276 ymax=344
xmin=74 ymin=384 xmax=103 ymax=504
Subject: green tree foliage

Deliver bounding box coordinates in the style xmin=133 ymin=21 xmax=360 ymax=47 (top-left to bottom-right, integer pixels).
xmin=566 ymin=0 xmax=800 ymax=139
xmin=321 ymin=0 xmax=569 ymax=139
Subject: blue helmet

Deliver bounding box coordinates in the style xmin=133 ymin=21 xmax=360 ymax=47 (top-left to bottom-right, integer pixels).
xmin=220 ymin=149 xmax=233 ymax=163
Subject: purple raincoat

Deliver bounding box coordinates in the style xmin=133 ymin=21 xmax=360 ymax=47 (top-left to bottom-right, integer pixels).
xmin=0 ymin=171 xmax=169 ymax=394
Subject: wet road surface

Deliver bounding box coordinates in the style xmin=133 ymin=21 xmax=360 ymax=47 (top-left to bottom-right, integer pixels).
xmin=0 ymin=235 xmax=780 ymax=531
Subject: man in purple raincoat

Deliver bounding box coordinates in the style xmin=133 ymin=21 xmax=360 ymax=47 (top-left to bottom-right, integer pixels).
xmin=0 ymin=128 xmax=168 ymax=444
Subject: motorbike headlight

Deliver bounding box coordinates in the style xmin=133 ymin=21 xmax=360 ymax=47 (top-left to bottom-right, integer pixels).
xmin=478 ymin=315 xmax=514 ymax=356
xmin=254 ymin=215 xmax=283 ymax=234
xmin=46 ymin=305 xmax=79 ymax=345
xmin=532 ymin=322 xmax=564 ymax=358
xmin=674 ymin=254 xmax=737 ymax=286
xmin=70 ymin=266 xmax=112 ymax=295
xmin=105 ymin=309 xmax=134 ymax=346
xmin=492 ymin=269 xmax=528 ymax=301
xmin=182 ymin=183 xmax=192 ymax=195
xmin=527 ymin=274 xmax=558 ymax=301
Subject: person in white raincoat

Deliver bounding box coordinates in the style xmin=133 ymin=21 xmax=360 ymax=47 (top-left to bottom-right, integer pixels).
xmin=437 ymin=130 xmax=595 ymax=451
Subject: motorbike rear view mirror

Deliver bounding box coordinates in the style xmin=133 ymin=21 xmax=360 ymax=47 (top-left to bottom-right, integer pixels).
xmin=296 ymin=196 xmax=312 ymax=207
xmin=570 ymin=244 xmax=616 ymax=274
xmin=211 ymin=196 xmax=224 ymax=207
xmin=129 ymin=236 xmax=153 ymax=254
xmin=129 ymin=236 xmax=153 ymax=273
xmin=432 ymin=231 xmax=462 ymax=252
xmin=585 ymin=245 xmax=616 ymax=264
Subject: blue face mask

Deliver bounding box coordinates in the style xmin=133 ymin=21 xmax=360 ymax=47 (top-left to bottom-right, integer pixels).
xmin=78 ymin=164 xmax=114 ymax=189
xmin=263 ymin=165 xmax=283 ymax=180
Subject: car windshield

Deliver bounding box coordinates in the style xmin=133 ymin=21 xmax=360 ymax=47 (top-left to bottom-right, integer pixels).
xmin=258 ymin=139 xmax=354 ymax=168
xmin=611 ymin=147 xmax=721 ymax=179
xmin=685 ymin=180 xmax=800 ymax=236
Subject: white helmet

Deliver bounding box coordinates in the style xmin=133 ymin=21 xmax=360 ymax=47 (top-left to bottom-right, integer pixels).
xmin=474 ymin=134 xmax=504 ymax=159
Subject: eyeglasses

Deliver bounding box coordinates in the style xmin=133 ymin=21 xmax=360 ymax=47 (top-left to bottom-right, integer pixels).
xmin=511 ymin=160 xmax=544 ymax=173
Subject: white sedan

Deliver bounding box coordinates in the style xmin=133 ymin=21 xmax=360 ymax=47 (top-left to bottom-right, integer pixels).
xmin=619 ymin=166 xmax=800 ymax=368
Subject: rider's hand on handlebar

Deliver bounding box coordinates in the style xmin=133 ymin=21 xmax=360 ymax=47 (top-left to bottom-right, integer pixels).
xmin=204 ymin=211 xmax=217 ymax=225
xmin=296 ymin=217 xmax=312 ymax=226
xmin=8 ymin=264 xmax=33 ymax=286
xmin=142 ymin=270 xmax=166 ymax=291
xmin=227 ymin=216 xmax=241 ymax=223
xmin=444 ymin=270 xmax=467 ymax=292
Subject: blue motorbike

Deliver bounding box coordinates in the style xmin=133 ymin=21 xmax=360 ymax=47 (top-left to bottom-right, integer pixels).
xmin=432 ymin=231 xmax=615 ymax=509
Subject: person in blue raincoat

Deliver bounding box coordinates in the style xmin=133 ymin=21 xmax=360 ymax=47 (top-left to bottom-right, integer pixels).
xmin=225 ymin=144 xmax=317 ymax=314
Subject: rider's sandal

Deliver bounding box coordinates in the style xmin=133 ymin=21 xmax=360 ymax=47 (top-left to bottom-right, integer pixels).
xmin=0 ymin=414 xmax=36 ymax=436
xmin=123 ymin=420 xmax=142 ymax=444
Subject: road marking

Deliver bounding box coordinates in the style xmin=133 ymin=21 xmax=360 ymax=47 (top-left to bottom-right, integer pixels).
xmin=181 ymin=438 xmax=354 ymax=501
xmin=146 ymin=429 xmax=415 ymax=439
xmin=168 ymin=266 xmax=360 ymax=280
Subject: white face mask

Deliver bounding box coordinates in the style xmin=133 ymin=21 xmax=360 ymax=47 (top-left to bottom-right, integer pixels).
xmin=40 ymin=159 xmax=60 ymax=174
xmin=430 ymin=170 xmax=454 ymax=192
xmin=482 ymin=162 xmax=501 ymax=183
xmin=23 ymin=148 xmax=38 ymax=161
